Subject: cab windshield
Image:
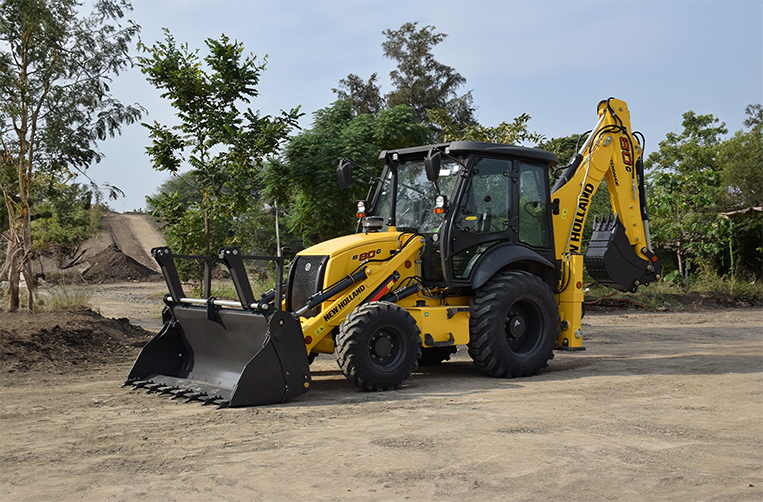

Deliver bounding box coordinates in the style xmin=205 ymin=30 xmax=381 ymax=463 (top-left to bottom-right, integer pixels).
xmin=374 ymin=158 xmax=463 ymax=233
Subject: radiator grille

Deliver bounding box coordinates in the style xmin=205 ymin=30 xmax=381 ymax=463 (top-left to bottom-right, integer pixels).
xmin=287 ymin=255 xmax=328 ymax=317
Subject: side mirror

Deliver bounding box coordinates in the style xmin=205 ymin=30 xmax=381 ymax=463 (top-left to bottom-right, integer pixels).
xmin=424 ymin=150 xmax=441 ymax=182
xmin=337 ymin=159 xmax=352 ymax=188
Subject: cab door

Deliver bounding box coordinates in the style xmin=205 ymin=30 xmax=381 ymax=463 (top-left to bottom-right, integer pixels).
xmin=441 ymin=156 xmax=554 ymax=286
xmin=442 ymin=156 xmax=516 ymax=284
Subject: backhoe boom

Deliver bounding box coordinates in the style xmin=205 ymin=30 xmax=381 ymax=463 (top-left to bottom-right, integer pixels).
xmin=551 ymin=98 xmax=661 ymax=349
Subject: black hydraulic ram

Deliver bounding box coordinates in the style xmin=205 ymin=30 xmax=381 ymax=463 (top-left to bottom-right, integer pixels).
xmin=124 ymin=247 xmax=311 ymax=408
xmin=297 ymin=268 xmax=368 ymax=315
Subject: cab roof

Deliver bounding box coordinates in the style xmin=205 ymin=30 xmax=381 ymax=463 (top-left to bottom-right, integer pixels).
xmin=378 ymin=141 xmax=559 ymax=167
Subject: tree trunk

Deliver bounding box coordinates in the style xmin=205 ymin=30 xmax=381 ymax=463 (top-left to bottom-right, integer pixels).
xmin=676 ymin=249 xmax=684 ymax=282
xmin=7 ymin=245 xmax=20 ymax=311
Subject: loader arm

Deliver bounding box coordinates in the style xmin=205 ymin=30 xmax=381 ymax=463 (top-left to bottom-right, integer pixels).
xmin=551 ymin=98 xmax=661 ymax=349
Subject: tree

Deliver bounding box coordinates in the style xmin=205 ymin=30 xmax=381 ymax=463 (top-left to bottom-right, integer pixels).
xmin=429 ymin=110 xmax=544 ymax=146
xmin=717 ymin=104 xmax=762 ymax=209
xmin=382 ymin=22 xmax=476 ymax=132
xmin=647 ymin=169 xmax=719 ymax=281
xmin=264 ymin=100 xmax=431 ymax=247
xmin=139 ymin=31 xmax=301 ymax=280
xmin=30 ymin=179 xmax=103 ymax=268
xmin=646 ymin=111 xmax=727 ymax=280
xmin=538 ymin=134 xmax=585 ymax=170
xmin=646 ymin=111 xmax=727 ymax=175
xmin=0 ymin=0 xmax=142 ymax=311
xmin=146 ymin=171 xmax=202 ymax=213
xmin=332 ymin=73 xmax=384 ymax=116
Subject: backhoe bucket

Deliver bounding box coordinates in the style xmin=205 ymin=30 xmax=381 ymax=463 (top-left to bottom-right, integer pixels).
xmin=124 ymin=247 xmax=311 ymax=408
xmin=584 ymin=215 xmax=660 ymax=293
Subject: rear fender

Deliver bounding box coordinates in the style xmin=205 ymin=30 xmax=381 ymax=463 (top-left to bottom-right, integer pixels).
xmin=470 ymin=244 xmax=557 ymax=290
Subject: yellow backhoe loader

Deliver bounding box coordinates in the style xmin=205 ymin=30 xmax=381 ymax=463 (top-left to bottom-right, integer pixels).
xmin=124 ymin=98 xmax=660 ymax=408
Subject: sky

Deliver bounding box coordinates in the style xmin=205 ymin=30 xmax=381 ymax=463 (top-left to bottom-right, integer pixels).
xmin=85 ymin=0 xmax=763 ymax=212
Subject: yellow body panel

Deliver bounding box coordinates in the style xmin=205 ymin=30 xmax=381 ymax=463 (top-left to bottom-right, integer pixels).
xmin=295 ymin=228 xmax=472 ymax=354
xmin=408 ymin=306 xmax=470 ymax=346
xmin=299 ymin=229 xmax=424 ymax=353
xmin=555 ymin=254 xmax=585 ymax=348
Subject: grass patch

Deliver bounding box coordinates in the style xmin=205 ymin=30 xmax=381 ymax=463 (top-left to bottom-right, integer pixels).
xmin=37 ymin=284 xmax=94 ymax=312
xmin=585 ymin=273 xmax=762 ymax=311
xmin=0 ymin=282 xmax=94 ymax=312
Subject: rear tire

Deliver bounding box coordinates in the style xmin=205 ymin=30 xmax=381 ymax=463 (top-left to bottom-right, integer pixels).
xmin=336 ymin=302 xmax=422 ymax=391
xmin=468 ymin=270 xmax=559 ymax=377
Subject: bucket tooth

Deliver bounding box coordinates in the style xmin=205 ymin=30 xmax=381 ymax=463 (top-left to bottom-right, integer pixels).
xmin=143 ymin=383 xmax=165 ymax=394
xmin=131 ymin=380 xmax=151 ymax=391
xmin=184 ymin=393 xmax=205 ymax=403
xmin=215 ymin=401 xmax=230 ymax=410
xmin=170 ymin=390 xmax=189 ymax=400
xmin=201 ymin=397 xmax=222 ymax=407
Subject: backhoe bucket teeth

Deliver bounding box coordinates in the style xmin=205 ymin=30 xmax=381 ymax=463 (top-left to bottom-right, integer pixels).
xmin=584 ymin=215 xmax=660 ymax=292
xmin=126 ymin=307 xmax=311 ymax=407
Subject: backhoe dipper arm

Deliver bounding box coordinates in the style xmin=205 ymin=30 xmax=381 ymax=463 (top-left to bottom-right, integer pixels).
xmin=551 ymin=98 xmax=661 ymax=350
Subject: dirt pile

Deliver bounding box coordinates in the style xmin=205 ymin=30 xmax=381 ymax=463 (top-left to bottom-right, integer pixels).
xmin=83 ymin=245 xmax=160 ymax=284
xmin=0 ymin=308 xmax=153 ymax=373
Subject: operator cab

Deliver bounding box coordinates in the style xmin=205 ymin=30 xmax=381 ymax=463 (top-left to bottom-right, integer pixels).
xmin=362 ymin=142 xmax=559 ymax=289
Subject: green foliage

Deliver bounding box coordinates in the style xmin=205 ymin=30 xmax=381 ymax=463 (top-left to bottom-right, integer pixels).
xmin=716 ymin=105 xmax=762 ymax=208
xmin=644 ymin=107 xmax=761 ymax=281
xmin=647 ymin=169 xmax=720 ymax=279
xmin=646 ymin=110 xmax=727 ymax=175
xmin=429 ymin=110 xmax=544 ymax=146
xmin=332 ymin=73 xmax=385 ymax=116
xmin=714 ymin=210 xmax=762 ymax=280
xmin=264 ymin=100 xmax=431 ymax=247
xmin=539 ymin=134 xmax=584 ymax=172
xmin=37 ymin=284 xmax=93 ymax=312
xmin=30 ymin=180 xmax=104 ymax=266
xmin=145 ymin=171 xmax=202 ymax=213
xmin=382 ymin=22 xmax=476 ymax=132
xmin=139 ymin=31 xmax=301 ymax=280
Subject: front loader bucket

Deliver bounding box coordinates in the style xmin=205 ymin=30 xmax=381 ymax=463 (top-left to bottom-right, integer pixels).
xmin=584 ymin=215 xmax=660 ymax=293
xmin=124 ymin=247 xmax=311 ymax=408
xmin=126 ymin=307 xmax=310 ymax=407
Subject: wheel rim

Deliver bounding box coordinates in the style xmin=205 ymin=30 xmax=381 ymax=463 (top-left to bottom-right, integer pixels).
xmin=368 ymin=328 xmax=404 ymax=370
xmin=504 ymin=299 xmax=544 ymax=355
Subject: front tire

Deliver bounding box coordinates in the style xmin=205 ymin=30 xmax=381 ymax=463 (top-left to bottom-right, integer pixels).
xmin=336 ymin=302 xmax=422 ymax=391
xmin=468 ymin=270 xmax=559 ymax=377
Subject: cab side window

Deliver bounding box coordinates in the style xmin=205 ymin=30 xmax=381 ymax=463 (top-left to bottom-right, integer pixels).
xmin=455 ymin=157 xmax=511 ymax=234
xmin=518 ymin=162 xmax=550 ymax=248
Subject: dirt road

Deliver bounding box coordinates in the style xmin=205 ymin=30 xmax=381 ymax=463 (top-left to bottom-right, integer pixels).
xmin=0 ymin=288 xmax=761 ymax=501
xmin=100 ymin=213 xmax=164 ymax=273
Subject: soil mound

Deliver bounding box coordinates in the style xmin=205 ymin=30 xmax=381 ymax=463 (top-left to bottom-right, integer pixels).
xmin=0 ymin=308 xmax=153 ymax=373
xmin=83 ymin=245 xmax=160 ymax=284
